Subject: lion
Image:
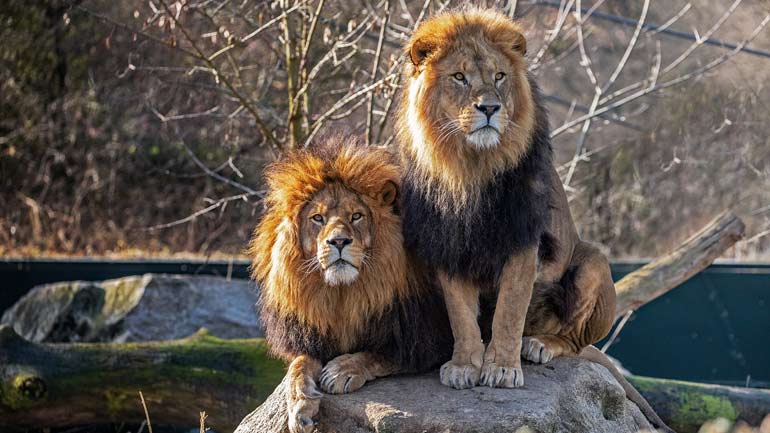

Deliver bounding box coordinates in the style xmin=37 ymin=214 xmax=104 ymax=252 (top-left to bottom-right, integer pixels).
xmin=397 ymin=9 xmax=671 ymax=431
xmin=248 ymin=137 xmax=452 ymax=433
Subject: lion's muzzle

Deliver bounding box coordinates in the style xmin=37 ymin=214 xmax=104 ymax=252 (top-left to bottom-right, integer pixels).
xmin=319 ymin=234 xmax=360 ymax=286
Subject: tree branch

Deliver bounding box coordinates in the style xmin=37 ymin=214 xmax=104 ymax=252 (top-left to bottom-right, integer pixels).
xmin=614 ymin=212 xmax=745 ymax=318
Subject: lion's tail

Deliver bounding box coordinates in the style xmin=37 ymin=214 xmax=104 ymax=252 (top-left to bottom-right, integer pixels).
xmin=578 ymin=345 xmax=675 ymax=433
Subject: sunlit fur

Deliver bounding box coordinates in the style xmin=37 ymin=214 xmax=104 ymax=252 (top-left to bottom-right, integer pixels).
xmin=248 ymin=138 xmax=444 ymax=357
xmin=397 ymin=8 xmax=535 ymax=209
xmin=397 ymin=8 xmax=553 ymax=285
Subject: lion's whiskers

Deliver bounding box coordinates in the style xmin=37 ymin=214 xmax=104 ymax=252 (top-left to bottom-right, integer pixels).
xmin=300 ymin=257 xmax=321 ymax=275
xmin=433 ymin=118 xmax=462 ymax=144
xmin=360 ymin=252 xmax=372 ymax=270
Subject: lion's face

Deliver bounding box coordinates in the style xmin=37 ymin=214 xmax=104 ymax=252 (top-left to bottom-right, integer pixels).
xmin=424 ymin=43 xmax=518 ymax=150
xmin=398 ymin=10 xmax=536 ymax=206
xmin=405 ymin=11 xmax=531 ymax=153
xmin=299 ymin=183 xmax=373 ymax=286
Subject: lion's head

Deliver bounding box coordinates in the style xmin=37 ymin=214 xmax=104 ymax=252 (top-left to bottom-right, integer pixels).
xmin=398 ymin=9 xmax=536 ymax=205
xmin=249 ymin=137 xmax=409 ymax=348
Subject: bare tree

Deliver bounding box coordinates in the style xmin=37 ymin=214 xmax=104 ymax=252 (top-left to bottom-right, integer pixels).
xmin=2 ymin=0 xmax=769 ymax=258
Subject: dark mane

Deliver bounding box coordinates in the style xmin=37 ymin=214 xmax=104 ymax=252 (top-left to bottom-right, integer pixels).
xmin=259 ymin=267 xmax=453 ymax=371
xmin=401 ymin=77 xmax=555 ymax=287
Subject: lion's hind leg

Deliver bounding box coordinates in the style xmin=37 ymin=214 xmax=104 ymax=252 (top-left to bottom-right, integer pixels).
xmin=524 ymin=241 xmax=616 ymax=364
xmin=521 ymin=334 xmax=572 ymax=363
xmin=286 ymin=355 xmax=323 ymax=433
xmin=320 ymin=352 xmax=397 ymax=394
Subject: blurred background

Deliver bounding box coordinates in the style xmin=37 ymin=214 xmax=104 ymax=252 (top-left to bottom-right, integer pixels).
xmin=1 ymin=0 xmax=769 ymax=260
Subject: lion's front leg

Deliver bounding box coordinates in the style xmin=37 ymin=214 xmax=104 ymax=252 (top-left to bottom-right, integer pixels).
xmin=286 ymin=355 xmax=322 ymax=433
xmin=438 ymin=272 xmax=484 ymax=389
xmin=320 ymin=352 xmax=397 ymax=394
xmin=480 ymin=248 xmax=538 ymax=388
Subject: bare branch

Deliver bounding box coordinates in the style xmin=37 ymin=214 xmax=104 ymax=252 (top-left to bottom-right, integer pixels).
xmin=155 ymin=0 xmax=279 ymax=148
xmin=530 ymin=0 xmax=575 ymax=71
xmin=661 ymin=0 xmax=742 ymax=76
xmin=298 ymin=0 xmax=327 ymax=83
xmin=651 ymin=2 xmax=692 ymax=35
xmin=145 ymin=192 xmax=258 ymax=231
xmin=305 ymin=73 xmax=398 ymax=144
xmin=551 ymin=14 xmax=770 ymax=138
xmin=175 ymin=129 xmax=259 ymax=195
xmin=563 ymin=0 xmax=649 ymax=187
xmin=366 ymin=0 xmax=391 ymax=145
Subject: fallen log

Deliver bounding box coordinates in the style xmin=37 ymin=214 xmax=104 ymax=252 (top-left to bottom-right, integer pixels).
xmin=0 ymin=325 xmax=285 ymax=432
xmin=614 ymin=211 xmax=745 ymax=319
xmin=627 ymin=376 xmax=770 ymax=433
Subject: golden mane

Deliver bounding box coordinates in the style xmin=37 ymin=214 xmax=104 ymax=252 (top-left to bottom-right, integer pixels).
xmin=397 ymin=8 xmax=536 ymax=208
xmin=248 ymin=137 xmax=410 ymax=351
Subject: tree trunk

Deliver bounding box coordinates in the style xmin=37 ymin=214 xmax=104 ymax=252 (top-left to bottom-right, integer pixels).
xmin=0 ymin=325 xmax=285 ymax=432
xmin=614 ymin=211 xmax=745 ymax=319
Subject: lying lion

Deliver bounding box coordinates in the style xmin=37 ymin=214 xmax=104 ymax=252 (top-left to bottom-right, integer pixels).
xmin=248 ymin=137 xmax=453 ymax=433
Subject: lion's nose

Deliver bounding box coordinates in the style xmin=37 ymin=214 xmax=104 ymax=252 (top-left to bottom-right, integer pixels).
xmin=327 ymin=237 xmax=352 ymax=251
xmin=474 ymin=103 xmax=501 ymax=120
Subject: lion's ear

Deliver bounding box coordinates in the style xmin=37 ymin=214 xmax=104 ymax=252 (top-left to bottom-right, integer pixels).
xmin=409 ymin=38 xmax=435 ymax=66
xmin=379 ymin=181 xmax=398 ymax=206
xmin=511 ymin=30 xmax=527 ymax=55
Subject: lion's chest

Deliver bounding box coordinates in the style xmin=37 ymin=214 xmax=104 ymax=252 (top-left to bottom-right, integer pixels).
xmin=401 ymin=167 xmax=550 ymax=286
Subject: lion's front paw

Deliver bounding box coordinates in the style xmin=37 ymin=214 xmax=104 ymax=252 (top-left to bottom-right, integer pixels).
xmin=287 ymin=374 xmax=322 ymax=433
xmin=521 ymin=336 xmax=554 ymax=364
xmin=287 ymin=397 xmax=319 ymax=433
xmin=440 ymin=360 xmax=480 ymax=389
xmin=319 ymin=354 xmax=371 ymax=394
xmin=479 ymin=361 xmax=524 ymax=388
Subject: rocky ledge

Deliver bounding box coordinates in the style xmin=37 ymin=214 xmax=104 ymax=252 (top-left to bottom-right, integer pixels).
xmin=235 ymin=356 xmax=656 ymax=433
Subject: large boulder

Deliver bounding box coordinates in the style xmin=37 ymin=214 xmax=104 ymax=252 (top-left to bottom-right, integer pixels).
xmin=235 ymin=356 xmax=656 ymax=433
xmin=1 ymin=274 xmax=261 ymax=342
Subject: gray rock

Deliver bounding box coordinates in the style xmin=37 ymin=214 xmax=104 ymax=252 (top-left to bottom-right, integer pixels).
xmin=235 ymin=357 xmax=656 ymax=433
xmin=1 ymin=274 xmax=262 ymax=342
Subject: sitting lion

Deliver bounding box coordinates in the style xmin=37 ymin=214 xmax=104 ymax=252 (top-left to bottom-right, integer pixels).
xmin=397 ymin=9 xmax=671 ymax=431
xmin=248 ymin=137 xmax=452 ymax=433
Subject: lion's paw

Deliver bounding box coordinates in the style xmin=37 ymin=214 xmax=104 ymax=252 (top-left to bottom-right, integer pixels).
xmin=287 ymin=374 xmax=321 ymax=433
xmin=320 ymin=354 xmax=370 ymax=394
xmin=440 ymin=360 xmax=480 ymax=389
xmin=287 ymin=388 xmax=320 ymax=433
xmin=287 ymin=397 xmax=319 ymax=433
xmin=479 ymin=362 xmax=524 ymax=388
xmin=521 ymin=336 xmax=554 ymax=364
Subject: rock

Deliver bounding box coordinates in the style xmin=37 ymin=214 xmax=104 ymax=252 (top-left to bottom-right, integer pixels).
xmin=235 ymin=357 xmax=656 ymax=433
xmin=1 ymin=274 xmax=262 ymax=342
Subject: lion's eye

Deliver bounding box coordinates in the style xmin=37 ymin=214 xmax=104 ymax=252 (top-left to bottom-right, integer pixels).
xmin=452 ymin=72 xmax=466 ymax=82
xmin=311 ymin=214 xmax=324 ymax=224
xmin=495 ymin=72 xmax=506 ymax=81
xmin=351 ymin=212 xmax=363 ymax=222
